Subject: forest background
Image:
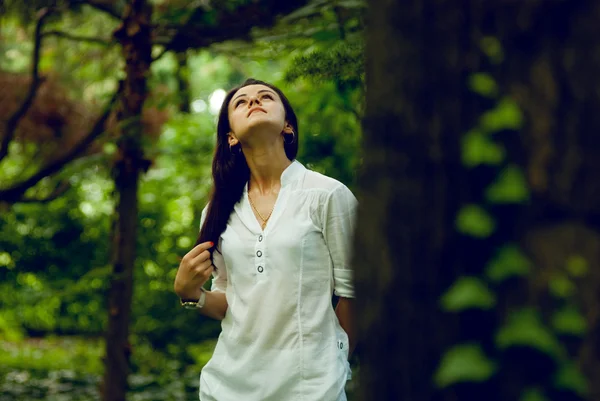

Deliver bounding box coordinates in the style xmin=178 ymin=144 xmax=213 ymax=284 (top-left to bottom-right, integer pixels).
xmin=1 ymin=1 xmax=599 ymax=401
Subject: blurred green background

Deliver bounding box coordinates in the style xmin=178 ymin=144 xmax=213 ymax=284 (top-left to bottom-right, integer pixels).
xmin=0 ymin=1 xmax=596 ymax=401
xmin=0 ymin=1 xmax=364 ymax=399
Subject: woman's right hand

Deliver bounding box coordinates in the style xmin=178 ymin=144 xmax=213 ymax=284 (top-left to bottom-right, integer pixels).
xmin=174 ymin=241 xmax=214 ymax=300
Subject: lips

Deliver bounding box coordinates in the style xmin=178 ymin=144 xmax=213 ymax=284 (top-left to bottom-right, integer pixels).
xmin=247 ymin=107 xmax=266 ymax=117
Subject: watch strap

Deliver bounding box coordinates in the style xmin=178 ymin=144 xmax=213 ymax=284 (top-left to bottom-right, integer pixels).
xmin=180 ymin=288 xmax=206 ymax=309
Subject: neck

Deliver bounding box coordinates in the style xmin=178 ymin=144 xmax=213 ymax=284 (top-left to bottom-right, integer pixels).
xmin=244 ymin=141 xmax=292 ymax=195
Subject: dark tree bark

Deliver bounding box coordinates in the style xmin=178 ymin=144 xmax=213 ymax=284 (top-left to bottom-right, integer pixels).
xmin=176 ymin=51 xmax=190 ymax=113
xmin=354 ymin=1 xmax=479 ymax=399
xmin=101 ymin=1 xmax=152 ymax=400
xmin=492 ymin=1 xmax=600 ymax=399
xmin=356 ymin=0 xmax=600 ymax=400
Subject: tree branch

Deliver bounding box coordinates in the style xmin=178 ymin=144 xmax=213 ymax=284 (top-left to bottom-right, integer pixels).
xmin=0 ymin=8 xmax=53 ymax=163
xmin=0 ymin=81 xmax=124 ymax=204
xmin=69 ymin=0 xmax=123 ymax=20
xmin=18 ymin=181 xmax=71 ymax=203
xmin=43 ymin=30 xmax=114 ymax=46
xmin=153 ymin=0 xmax=311 ymax=52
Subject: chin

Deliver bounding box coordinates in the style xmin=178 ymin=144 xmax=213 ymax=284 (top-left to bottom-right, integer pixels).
xmin=245 ymin=118 xmax=281 ymax=133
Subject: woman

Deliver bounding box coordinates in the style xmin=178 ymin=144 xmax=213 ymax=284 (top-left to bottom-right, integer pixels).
xmin=174 ymin=78 xmax=357 ymax=401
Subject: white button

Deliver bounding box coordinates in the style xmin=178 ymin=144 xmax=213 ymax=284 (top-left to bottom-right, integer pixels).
xmin=258 ymin=235 xmax=263 ymax=242
xmin=257 ymin=266 xmax=264 ymax=273
xmin=256 ymin=250 xmax=262 ymax=257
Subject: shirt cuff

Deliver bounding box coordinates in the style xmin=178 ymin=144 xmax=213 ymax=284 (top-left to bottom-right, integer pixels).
xmin=333 ymin=268 xmax=355 ymax=298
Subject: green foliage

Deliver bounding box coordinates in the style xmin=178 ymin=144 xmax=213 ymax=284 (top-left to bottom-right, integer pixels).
xmin=551 ymin=306 xmax=587 ymax=336
xmin=565 ymin=255 xmax=589 ymax=278
xmin=0 ymin=337 xmax=103 ymax=374
xmin=520 ymin=388 xmax=549 ymax=401
xmin=480 ymin=36 xmax=504 ymax=65
xmin=485 ymin=244 xmax=532 ymax=283
xmin=554 ymin=361 xmax=588 ymax=396
xmin=440 ymin=276 xmax=496 ymax=312
xmin=448 ymin=33 xmax=589 ymax=401
xmin=286 ymin=41 xmax=364 ymax=86
xmin=468 ymin=73 xmax=499 ymax=98
xmin=434 ymin=343 xmax=497 ymax=388
xmin=480 ymin=97 xmax=524 ymax=133
xmin=485 ymin=165 xmax=530 ymax=204
xmin=461 ymin=129 xmax=505 ymax=167
xmin=496 ymin=308 xmax=565 ymax=360
xmin=548 ymin=274 xmax=576 ymax=299
xmin=455 ymin=204 xmax=496 ymax=238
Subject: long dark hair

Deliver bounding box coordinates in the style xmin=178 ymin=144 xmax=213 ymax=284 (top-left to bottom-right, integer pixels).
xmin=196 ymin=78 xmax=299 ymax=251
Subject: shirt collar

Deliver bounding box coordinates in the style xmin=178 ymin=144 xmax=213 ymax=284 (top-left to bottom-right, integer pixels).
xmin=280 ymin=159 xmax=305 ymax=187
xmin=243 ymin=159 xmax=305 ymax=194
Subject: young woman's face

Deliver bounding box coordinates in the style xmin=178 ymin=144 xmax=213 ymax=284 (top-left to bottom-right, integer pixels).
xmin=227 ymin=84 xmax=289 ymax=143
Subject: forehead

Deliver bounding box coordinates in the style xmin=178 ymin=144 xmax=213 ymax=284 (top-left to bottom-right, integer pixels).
xmin=231 ymin=84 xmax=278 ymax=101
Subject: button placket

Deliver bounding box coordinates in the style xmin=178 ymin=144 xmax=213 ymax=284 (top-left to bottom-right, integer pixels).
xmin=255 ymin=234 xmax=266 ymax=279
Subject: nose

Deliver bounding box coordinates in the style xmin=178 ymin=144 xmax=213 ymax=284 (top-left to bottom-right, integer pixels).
xmin=248 ymin=95 xmax=261 ymax=107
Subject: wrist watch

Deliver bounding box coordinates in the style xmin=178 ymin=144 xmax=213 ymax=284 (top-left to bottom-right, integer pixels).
xmin=180 ymin=288 xmax=206 ymax=310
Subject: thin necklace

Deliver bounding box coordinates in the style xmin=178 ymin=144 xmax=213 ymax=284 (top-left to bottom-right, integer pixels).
xmin=248 ymin=192 xmax=274 ymax=229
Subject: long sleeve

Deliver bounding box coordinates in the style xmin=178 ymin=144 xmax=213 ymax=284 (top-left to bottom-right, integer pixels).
xmin=322 ymin=184 xmax=358 ymax=298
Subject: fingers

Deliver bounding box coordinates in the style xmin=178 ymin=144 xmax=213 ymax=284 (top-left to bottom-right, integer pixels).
xmin=187 ymin=241 xmax=214 ymax=259
xmin=190 ymin=250 xmax=211 ymax=268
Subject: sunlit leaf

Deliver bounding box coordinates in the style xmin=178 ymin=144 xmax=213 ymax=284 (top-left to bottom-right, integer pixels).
xmin=485 ymin=244 xmax=531 ymax=282
xmin=496 ymin=308 xmax=565 ymax=360
xmin=434 ymin=343 xmax=497 ymax=388
xmin=552 ymin=306 xmax=587 ymax=336
xmin=480 ymin=98 xmax=524 ymax=133
xmin=456 ymin=204 xmax=495 ymax=238
xmin=440 ymin=276 xmax=496 ymax=312
xmin=461 ymin=129 xmax=505 ymax=167
xmin=485 ymin=165 xmax=530 ymax=203
xmin=468 ymin=73 xmax=498 ymax=98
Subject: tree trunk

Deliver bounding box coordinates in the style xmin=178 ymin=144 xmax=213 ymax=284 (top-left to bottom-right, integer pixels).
xmin=102 ymin=1 xmax=152 ymax=400
xmin=356 ymin=0 xmax=600 ymax=400
xmin=354 ymin=1 xmax=479 ymax=400
xmin=176 ymin=51 xmax=190 ymax=113
xmin=493 ymin=1 xmax=600 ymax=398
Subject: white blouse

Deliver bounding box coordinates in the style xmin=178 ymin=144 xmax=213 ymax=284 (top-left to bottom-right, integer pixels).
xmin=198 ymin=160 xmax=357 ymax=401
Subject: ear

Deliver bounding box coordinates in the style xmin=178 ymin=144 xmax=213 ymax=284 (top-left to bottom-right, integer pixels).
xmin=282 ymin=122 xmax=294 ymax=134
xmin=228 ymin=133 xmax=239 ymax=147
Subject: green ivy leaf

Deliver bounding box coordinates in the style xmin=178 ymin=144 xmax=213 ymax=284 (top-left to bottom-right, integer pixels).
xmin=552 ymin=306 xmax=587 ymax=336
xmin=485 ymin=165 xmax=530 ymax=204
xmin=520 ymin=388 xmax=549 ymax=401
xmin=434 ymin=343 xmax=497 ymax=388
xmin=456 ymin=205 xmax=496 ymax=238
xmin=485 ymin=244 xmax=531 ymax=282
xmin=461 ymin=129 xmax=505 ymax=168
xmin=480 ymin=36 xmax=504 ymax=64
xmin=548 ymin=274 xmax=575 ymax=299
xmin=480 ymin=98 xmax=524 ymax=133
xmin=468 ymin=73 xmax=499 ymax=98
xmin=555 ymin=361 xmax=588 ymax=396
xmin=440 ymin=276 xmax=496 ymax=312
xmin=566 ymin=255 xmax=589 ymax=277
xmin=496 ymin=308 xmax=565 ymax=360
